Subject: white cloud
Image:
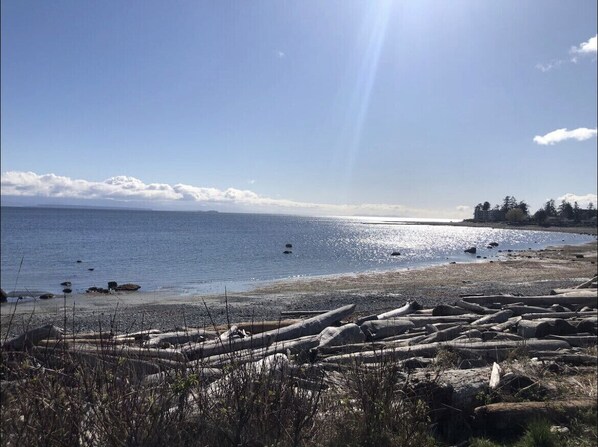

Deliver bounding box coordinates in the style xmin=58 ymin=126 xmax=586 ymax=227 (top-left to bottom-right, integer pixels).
xmin=0 ymin=171 xmax=468 ymax=218
xmin=456 ymin=205 xmax=471 ymax=212
xmin=533 ymin=127 xmax=597 ymax=145
xmin=276 ymin=50 xmax=285 ymax=58
xmin=557 ymin=193 xmax=597 ymax=208
xmin=570 ymin=34 xmax=597 ymax=61
xmin=535 ymin=59 xmax=563 ymax=72
xmin=537 ymin=34 xmax=597 ymax=70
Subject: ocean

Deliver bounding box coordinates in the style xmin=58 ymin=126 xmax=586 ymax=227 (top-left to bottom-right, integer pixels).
xmin=1 ymin=206 xmax=594 ymax=296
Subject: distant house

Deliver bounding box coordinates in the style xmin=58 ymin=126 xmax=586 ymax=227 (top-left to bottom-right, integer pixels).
xmin=473 ymin=207 xmax=505 ymax=222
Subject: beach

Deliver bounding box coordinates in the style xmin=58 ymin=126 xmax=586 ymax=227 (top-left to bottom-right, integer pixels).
xmin=2 ymin=240 xmax=596 ymax=338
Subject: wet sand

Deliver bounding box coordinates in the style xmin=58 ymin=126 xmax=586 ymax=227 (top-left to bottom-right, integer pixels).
xmin=2 ymin=240 xmax=596 ymax=338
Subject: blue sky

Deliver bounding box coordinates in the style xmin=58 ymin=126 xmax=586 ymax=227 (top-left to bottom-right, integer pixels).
xmin=1 ymin=0 xmax=596 ymax=218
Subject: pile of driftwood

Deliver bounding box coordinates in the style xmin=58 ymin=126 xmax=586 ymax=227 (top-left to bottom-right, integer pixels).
xmin=2 ymin=275 xmax=597 ymax=435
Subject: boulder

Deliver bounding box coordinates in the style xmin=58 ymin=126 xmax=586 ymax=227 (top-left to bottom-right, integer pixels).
xmin=464 ymin=247 xmax=476 ymax=254
xmin=108 ymin=281 xmax=118 ymax=290
xmin=283 ymin=250 xmax=292 ymax=254
xmin=391 ymin=251 xmax=401 ymax=256
xmin=115 ymin=283 xmax=141 ymax=292
xmin=60 ymin=281 xmax=71 ymax=287
xmin=489 ymin=242 xmax=499 ymax=247
xmin=39 ymin=293 xmax=54 ymax=300
xmin=62 ymin=288 xmax=72 ymax=294
xmin=285 ymin=243 xmax=293 ymax=248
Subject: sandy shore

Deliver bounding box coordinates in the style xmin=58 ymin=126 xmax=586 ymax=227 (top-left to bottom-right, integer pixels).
xmin=2 ymin=240 xmax=596 ymax=338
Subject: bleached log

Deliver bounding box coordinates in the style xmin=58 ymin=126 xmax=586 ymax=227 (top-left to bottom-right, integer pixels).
xmin=505 ymin=305 xmax=553 ymax=316
xmin=377 ymin=301 xmax=422 ymax=320
xmin=474 ymin=399 xmax=597 ymax=431
xmin=455 ymin=300 xmax=495 ymax=315
xmin=361 ymin=320 xmax=415 ymax=340
xmin=463 ymin=294 xmax=597 ymax=307
xmin=113 ymin=329 xmax=162 ymax=341
xmin=183 ymin=304 xmax=356 ymax=360
xmin=384 ymin=315 xmax=479 ymax=326
xmin=145 ymin=329 xmax=212 ymax=348
xmin=471 ymin=310 xmax=514 ymax=326
xmin=520 ymin=311 xmax=597 ymax=320
xmin=235 ymin=320 xmax=301 ymax=334
xmin=490 ymin=316 xmax=522 ymax=332
xmin=318 ymin=323 xmax=365 ymax=348
xmin=418 ymin=325 xmax=464 ymax=344
xmin=517 ymin=319 xmax=578 ymax=338
xmin=3 ymin=325 xmax=63 ymax=351
xmin=199 ymin=335 xmax=320 ymax=368
xmin=575 ymin=276 xmax=597 ymax=289
xmin=432 ymin=304 xmax=471 ymax=316
xmin=96 ymin=346 xmax=187 ymax=362
xmin=545 ymin=335 xmax=598 ymax=347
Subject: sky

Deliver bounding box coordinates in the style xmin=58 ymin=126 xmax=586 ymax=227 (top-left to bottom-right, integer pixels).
xmin=1 ymin=0 xmax=597 ymax=218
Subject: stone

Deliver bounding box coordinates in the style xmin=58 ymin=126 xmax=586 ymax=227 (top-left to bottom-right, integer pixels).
xmin=62 ymin=288 xmax=72 ymax=294
xmin=283 ymin=250 xmax=292 ymax=254
xmin=39 ymin=293 xmax=54 ymax=300
xmin=0 ymin=288 xmax=7 ymax=303
xmin=108 ymin=281 xmax=118 ymax=290
xmin=285 ymin=243 xmax=293 ymax=248
xmin=391 ymin=251 xmax=401 ymax=256
xmin=464 ymin=247 xmax=476 ymax=254
xmin=60 ymin=281 xmax=71 ymax=286
xmin=88 ymin=268 xmax=94 ymax=271
xmin=489 ymin=242 xmax=499 ymax=247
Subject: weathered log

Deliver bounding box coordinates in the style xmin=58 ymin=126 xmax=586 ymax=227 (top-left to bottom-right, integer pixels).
xmin=3 ymin=325 xmax=63 ymax=351
xmin=145 ymin=329 xmax=212 ymax=348
xmin=545 ymin=335 xmax=598 ymax=347
xmin=463 ymin=294 xmax=597 ymax=307
xmin=490 ymin=316 xmax=522 ymax=332
xmin=183 ymin=304 xmax=356 ymax=360
xmin=418 ymin=325 xmax=464 ymax=344
xmin=360 ymin=319 xmax=416 ymax=340
xmin=377 ymin=301 xmax=422 ymax=320
xmin=517 ymin=319 xmax=578 ymax=338
xmin=471 ymin=310 xmax=514 ymax=326
xmin=432 ymin=304 xmax=471 ymax=316
xmin=380 ymin=315 xmax=479 ymax=327
xmin=234 ymin=320 xmax=301 ymax=334
xmin=321 ymin=339 xmax=568 ymax=365
xmin=504 ymin=305 xmax=553 ymax=316
xmin=575 ymin=276 xmax=597 ymax=289
xmin=520 ymin=311 xmax=597 ymax=320
xmin=318 ymin=323 xmax=365 ymax=348
xmin=113 ymin=329 xmax=162 ymax=341
xmin=474 ymin=399 xmax=597 ymax=432
xmin=454 ymin=300 xmax=495 ymax=315
xmin=280 ymin=310 xmax=329 ymax=316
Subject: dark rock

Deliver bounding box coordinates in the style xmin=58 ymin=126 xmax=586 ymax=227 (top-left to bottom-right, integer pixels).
xmin=108 ymin=281 xmax=118 ymax=290
xmin=285 ymin=243 xmax=293 ymax=248
xmin=86 ymin=287 xmax=99 ymax=293
xmin=464 ymin=247 xmax=476 ymax=254
xmin=115 ymin=283 xmax=141 ymax=292
xmin=487 ymin=245 xmax=494 ymax=249
xmin=1 ymin=288 xmax=7 ymax=303
xmin=489 ymin=242 xmax=499 ymax=247
xmin=88 ymin=268 xmax=94 ymax=271
xmin=476 ymin=256 xmax=481 ymax=259
xmin=39 ymin=293 xmax=54 ymax=300
xmin=575 ymin=254 xmax=584 ymax=259
xmin=283 ymin=250 xmax=292 ymax=254
xmin=62 ymin=288 xmax=72 ymax=294
xmin=391 ymin=251 xmax=401 ymax=256
xmin=450 ymin=262 xmax=457 ymax=265
xmin=76 ymin=260 xmax=82 ymax=263
xmin=60 ymin=281 xmax=72 ymax=287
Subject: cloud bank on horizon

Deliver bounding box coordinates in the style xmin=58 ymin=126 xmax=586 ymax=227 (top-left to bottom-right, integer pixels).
xmin=1 ymin=171 xmax=467 ymax=218
xmin=533 ymin=127 xmax=598 ymax=145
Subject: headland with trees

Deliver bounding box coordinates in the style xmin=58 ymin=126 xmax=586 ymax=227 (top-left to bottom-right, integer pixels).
xmin=471 ymin=195 xmax=597 ymax=228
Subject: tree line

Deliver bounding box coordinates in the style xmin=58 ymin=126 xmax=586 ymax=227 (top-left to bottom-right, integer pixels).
xmin=474 ymin=195 xmax=597 ymax=224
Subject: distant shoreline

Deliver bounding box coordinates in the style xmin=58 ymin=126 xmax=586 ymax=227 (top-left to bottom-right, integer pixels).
xmin=371 ymin=219 xmax=598 ymax=236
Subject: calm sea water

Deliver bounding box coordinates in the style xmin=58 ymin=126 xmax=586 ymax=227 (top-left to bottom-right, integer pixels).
xmin=1 ymin=207 xmax=594 ymax=296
